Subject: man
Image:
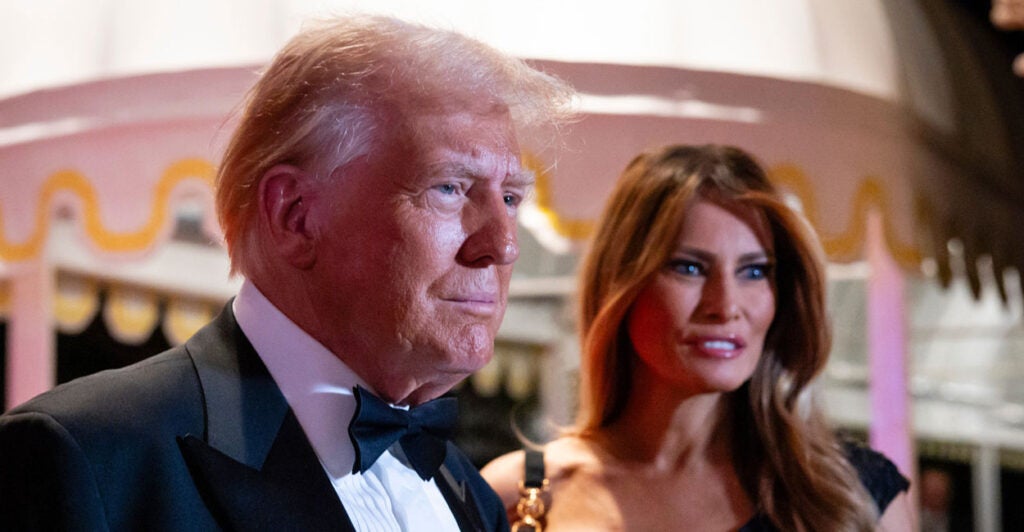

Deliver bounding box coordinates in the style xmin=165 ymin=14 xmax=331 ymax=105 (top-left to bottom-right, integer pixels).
xmin=0 ymin=15 xmax=574 ymax=531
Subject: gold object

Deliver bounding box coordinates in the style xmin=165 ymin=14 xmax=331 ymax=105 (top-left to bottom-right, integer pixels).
xmin=511 ymin=479 xmax=549 ymax=532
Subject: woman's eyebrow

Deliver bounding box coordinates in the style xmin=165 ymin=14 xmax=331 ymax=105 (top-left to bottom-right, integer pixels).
xmin=739 ymin=251 xmax=773 ymax=263
xmin=673 ymin=248 xmax=772 ymax=263
xmin=674 ymin=246 xmax=714 ymax=262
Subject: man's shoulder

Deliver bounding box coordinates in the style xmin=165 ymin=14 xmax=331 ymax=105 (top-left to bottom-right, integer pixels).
xmin=2 ymin=346 xmax=203 ymax=441
xmin=0 ymin=345 xmax=224 ymax=530
xmin=2 ymin=303 xmax=239 ymax=431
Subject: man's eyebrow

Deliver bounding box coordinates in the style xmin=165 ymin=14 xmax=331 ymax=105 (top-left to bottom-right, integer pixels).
xmin=507 ymin=168 xmax=535 ymax=188
xmin=419 ymin=161 xmax=535 ymax=187
xmin=419 ymin=161 xmax=471 ymax=179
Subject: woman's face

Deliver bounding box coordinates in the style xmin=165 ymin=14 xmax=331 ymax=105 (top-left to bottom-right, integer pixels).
xmin=627 ymin=198 xmax=776 ymax=396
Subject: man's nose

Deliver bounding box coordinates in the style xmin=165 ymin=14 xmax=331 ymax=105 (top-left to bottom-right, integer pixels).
xmin=699 ymin=271 xmax=741 ymax=322
xmin=457 ymin=192 xmax=519 ymax=268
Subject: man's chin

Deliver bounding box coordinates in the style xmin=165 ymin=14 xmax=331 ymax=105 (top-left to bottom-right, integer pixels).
xmin=430 ymin=348 xmax=493 ymax=385
xmin=409 ymin=365 xmax=481 ymax=404
xmin=445 ymin=350 xmax=493 ymax=378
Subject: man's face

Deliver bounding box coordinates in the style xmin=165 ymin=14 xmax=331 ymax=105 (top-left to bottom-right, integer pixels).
xmin=303 ymin=107 xmax=528 ymax=403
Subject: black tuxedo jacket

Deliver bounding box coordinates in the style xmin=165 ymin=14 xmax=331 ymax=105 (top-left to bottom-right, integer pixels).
xmin=0 ymin=305 xmax=508 ymax=531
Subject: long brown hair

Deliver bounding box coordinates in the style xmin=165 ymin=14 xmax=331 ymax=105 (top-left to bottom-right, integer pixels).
xmin=575 ymin=144 xmax=877 ymax=530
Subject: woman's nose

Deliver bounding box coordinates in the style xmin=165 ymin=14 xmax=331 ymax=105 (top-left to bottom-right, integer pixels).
xmin=699 ymin=272 xmax=741 ymax=322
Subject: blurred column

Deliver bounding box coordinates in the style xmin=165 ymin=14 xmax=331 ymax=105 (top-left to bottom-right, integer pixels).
xmin=973 ymin=444 xmax=1001 ymax=532
xmin=5 ymin=259 xmax=54 ymax=409
xmin=865 ymin=211 xmax=914 ymax=478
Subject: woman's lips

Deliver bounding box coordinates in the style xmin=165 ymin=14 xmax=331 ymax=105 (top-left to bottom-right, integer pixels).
xmin=684 ymin=335 xmax=747 ymax=359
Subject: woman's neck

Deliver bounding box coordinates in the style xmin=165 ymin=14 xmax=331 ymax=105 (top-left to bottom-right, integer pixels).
xmin=595 ymin=365 xmax=736 ymax=473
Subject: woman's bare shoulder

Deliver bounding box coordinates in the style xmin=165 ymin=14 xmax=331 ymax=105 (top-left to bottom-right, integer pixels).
xmin=481 ymin=436 xmax=601 ymax=506
xmin=544 ymin=435 xmax=602 ymax=474
xmin=877 ymin=491 xmax=916 ymax=531
xmin=480 ymin=449 xmax=527 ymax=506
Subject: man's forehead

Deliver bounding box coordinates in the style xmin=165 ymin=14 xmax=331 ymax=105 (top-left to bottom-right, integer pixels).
xmin=400 ymin=94 xmax=511 ymax=120
xmin=419 ymin=156 xmax=533 ymax=185
xmin=408 ymin=108 xmax=515 ymax=138
xmin=404 ymin=105 xmax=523 ymax=159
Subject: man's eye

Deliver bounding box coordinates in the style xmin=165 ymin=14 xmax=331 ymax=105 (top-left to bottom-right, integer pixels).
xmin=669 ymin=260 xmax=703 ymax=276
xmin=435 ymin=183 xmax=458 ymax=195
xmin=503 ymin=193 xmax=521 ymax=207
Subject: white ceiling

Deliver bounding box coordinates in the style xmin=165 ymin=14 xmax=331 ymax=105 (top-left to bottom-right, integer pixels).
xmin=2 ymin=0 xmax=903 ymax=100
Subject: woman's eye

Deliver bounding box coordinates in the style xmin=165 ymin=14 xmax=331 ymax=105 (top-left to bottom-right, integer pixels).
xmin=740 ymin=263 xmax=773 ymax=280
xmin=669 ymin=260 xmax=704 ymax=276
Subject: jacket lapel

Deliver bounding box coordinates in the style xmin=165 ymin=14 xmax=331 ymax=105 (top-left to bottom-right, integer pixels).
xmin=435 ymin=443 xmax=511 ymax=531
xmin=435 ymin=461 xmax=485 ymax=532
xmin=179 ymin=411 xmax=353 ymax=531
xmin=177 ymin=305 xmax=354 ymax=531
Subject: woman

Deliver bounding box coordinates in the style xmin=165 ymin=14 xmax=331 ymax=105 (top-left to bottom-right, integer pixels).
xmin=483 ymin=145 xmax=914 ymax=530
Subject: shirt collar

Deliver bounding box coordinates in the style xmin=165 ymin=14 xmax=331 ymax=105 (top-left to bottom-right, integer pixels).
xmin=232 ymin=278 xmax=369 ymax=477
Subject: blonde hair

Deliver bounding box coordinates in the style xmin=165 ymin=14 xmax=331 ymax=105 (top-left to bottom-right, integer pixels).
xmin=216 ymin=14 xmax=575 ymax=276
xmin=575 ymin=144 xmax=878 ymax=530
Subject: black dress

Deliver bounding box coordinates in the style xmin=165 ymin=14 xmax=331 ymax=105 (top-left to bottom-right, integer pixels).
xmin=739 ymin=440 xmax=910 ymax=531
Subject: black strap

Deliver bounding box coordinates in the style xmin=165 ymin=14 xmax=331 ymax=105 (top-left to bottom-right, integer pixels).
xmin=524 ymin=449 xmax=545 ymax=488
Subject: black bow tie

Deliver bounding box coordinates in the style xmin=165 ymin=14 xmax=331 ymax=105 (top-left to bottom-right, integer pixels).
xmin=348 ymin=385 xmax=458 ymax=480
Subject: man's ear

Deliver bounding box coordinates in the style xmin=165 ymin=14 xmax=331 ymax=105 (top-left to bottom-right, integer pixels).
xmin=258 ymin=164 xmax=317 ymax=269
